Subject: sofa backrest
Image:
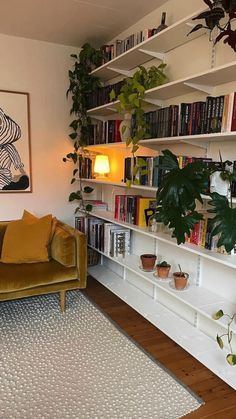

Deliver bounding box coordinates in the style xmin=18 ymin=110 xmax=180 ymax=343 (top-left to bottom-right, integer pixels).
xmin=0 ymin=222 xmax=9 ymax=256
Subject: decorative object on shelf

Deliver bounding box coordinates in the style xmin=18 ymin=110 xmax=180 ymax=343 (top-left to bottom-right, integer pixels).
xmin=173 ymin=265 xmax=189 ymax=290
xmin=156 ymin=261 xmax=171 ymax=279
xmin=156 ymin=12 xmax=168 ymax=33
xmin=94 ymin=154 xmax=110 ymax=179
xmin=148 ymin=214 xmax=164 ymax=233
xmin=140 ymin=254 xmax=157 ymax=271
xmin=189 ymin=0 xmax=236 ymax=52
xmin=119 ymin=113 xmax=131 ymax=142
xmin=213 ymin=309 xmax=236 ymax=365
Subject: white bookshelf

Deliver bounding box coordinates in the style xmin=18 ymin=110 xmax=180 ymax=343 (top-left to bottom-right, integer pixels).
xmin=84 ymin=5 xmax=236 ymax=390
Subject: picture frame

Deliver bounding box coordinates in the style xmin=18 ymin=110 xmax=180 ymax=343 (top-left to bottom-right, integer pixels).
xmin=0 ymin=90 xmax=32 ymax=193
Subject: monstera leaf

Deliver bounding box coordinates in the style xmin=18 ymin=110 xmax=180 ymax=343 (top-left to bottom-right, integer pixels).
xmin=155 ymin=150 xmax=209 ymax=244
xmin=208 ymin=192 xmax=236 ymax=252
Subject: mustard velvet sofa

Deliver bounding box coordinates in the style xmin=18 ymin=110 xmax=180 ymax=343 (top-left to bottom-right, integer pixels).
xmin=0 ymin=220 xmax=87 ymax=312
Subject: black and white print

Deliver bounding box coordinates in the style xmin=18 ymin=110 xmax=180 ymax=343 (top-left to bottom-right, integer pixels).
xmin=0 ymin=91 xmax=31 ymax=192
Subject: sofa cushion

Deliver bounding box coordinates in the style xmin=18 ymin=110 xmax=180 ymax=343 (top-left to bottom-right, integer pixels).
xmin=1 ymin=216 xmax=52 ymax=263
xmin=22 ymin=210 xmax=57 ymax=242
xmin=51 ymin=225 xmax=76 ymax=267
xmin=0 ymin=259 xmax=77 ymax=293
xmin=0 ymin=222 xmax=8 ymax=256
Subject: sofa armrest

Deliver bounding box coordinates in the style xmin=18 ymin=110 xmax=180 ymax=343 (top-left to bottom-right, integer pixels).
xmin=56 ymin=221 xmax=87 ymax=288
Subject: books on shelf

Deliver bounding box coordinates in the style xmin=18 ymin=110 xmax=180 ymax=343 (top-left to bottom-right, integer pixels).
xmin=114 ymin=194 xmax=156 ymax=227
xmin=75 ymin=216 xmax=130 ymax=257
xmin=88 ymin=120 xmax=122 ymax=145
xmin=88 ymin=80 xmax=124 ymax=109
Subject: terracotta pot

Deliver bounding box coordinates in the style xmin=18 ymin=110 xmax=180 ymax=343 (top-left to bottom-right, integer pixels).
xmin=140 ymin=254 xmax=156 ymax=271
xmin=156 ymin=265 xmax=171 ymax=279
xmin=173 ymin=272 xmax=189 ymax=290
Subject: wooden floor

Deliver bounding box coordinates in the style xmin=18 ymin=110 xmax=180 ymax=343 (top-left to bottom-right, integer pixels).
xmin=82 ymin=276 xmax=236 ymax=419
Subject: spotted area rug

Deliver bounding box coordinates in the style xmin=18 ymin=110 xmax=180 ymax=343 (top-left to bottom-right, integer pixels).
xmin=0 ymin=291 xmax=203 ymax=418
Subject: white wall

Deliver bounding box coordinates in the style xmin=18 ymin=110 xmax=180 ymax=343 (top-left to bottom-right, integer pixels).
xmin=0 ymin=33 xmax=78 ymax=225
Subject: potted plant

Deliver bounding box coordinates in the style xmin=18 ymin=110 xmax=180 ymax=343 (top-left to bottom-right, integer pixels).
xmin=188 ymin=0 xmax=236 ymax=52
xmin=213 ymin=309 xmax=236 ymax=365
xmin=173 ymin=265 xmax=189 ymax=290
xmin=140 ymin=253 xmax=157 ymax=271
xmin=156 ymin=260 xmax=171 ymax=279
xmin=110 ymin=64 xmax=168 ymax=186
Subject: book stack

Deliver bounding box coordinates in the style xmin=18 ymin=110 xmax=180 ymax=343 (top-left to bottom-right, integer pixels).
xmin=140 ymin=92 xmax=236 ymax=139
xmin=88 ymin=120 xmax=122 ymax=145
xmin=114 ymin=194 xmax=156 ymax=226
xmin=79 ymin=157 xmax=93 ymax=179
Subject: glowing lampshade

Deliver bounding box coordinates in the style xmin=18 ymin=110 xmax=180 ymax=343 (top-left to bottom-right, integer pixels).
xmin=94 ymin=155 xmax=110 ymax=178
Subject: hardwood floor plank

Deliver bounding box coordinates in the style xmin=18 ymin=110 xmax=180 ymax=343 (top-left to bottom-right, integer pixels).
xmin=82 ymin=276 xmax=236 ymax=418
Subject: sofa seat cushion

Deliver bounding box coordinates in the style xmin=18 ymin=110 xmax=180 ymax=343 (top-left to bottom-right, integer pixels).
xmin=0 ymin=260 xmax=77 ymax=293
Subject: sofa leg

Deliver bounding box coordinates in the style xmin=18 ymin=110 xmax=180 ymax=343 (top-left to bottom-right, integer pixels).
xmin=60 ymin=291 xmax=66 ymax=313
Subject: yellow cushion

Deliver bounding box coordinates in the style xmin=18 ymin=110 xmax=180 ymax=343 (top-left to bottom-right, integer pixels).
xmin=1 ymin=217 xmax=52 ymax=263
xmin=22 ymin=210 xmax=57 ymax=241
xmin=51 ymin=225 xmax=76 ymax=267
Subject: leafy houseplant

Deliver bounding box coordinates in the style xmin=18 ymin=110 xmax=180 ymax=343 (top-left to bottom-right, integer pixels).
xmin=213 ymin=309 xmax=236 ymax=365
xmin=110 ymin=64 xmax=168 ymax=185
xmin=154 ymin=149 xmax=236 ymax=253
xmin=156 ymin=261 xmax=171 ymax=279
xmin=64 ymin=43 xmax=103 ymax=211
xmin=189 ymin=0 xmax=236 ymax=51
xmin=173 ymin=265 xmax=189 ymax=290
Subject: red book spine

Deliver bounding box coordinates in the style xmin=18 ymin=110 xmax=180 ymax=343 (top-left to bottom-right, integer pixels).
xmin=115 ymin=120 xmax=122 ymax=142
xmin=114 ymin=195 xmax=120 ymax=220
xmin=231 ymin=92 xmax=236 ymax=131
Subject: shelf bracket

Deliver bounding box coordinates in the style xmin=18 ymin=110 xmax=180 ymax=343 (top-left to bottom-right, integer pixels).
xmin=144 ymin=98 xmax=163 ymax=107
xmin=138 ymin=48 xmax=165 ymax=61
xmin=184 ymin=82 xmax=213 ymax=95
xmin=180 ymin=139 xmax=209 ymax=150
xmin=107 ymin=66 xmax=132 ymax=77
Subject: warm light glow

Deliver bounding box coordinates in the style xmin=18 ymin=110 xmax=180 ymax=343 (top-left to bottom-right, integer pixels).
xmin=94 ymin=155 xmax=110 ymax=177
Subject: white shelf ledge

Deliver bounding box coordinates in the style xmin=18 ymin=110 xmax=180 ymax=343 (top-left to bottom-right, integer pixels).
xmin=88 ymin=264 xmax=236 ymax=390
xmin=86 ymin=209 xmax=236 ymax=270
xmin=91 ymin=8 xmax=206 ymax=81
xmin=81 ymin=178 xmax=157 ymax=192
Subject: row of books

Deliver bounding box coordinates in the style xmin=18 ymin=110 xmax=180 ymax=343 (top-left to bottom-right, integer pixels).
xmin=114 ymin=195 xmax=156 ymax=227
xmin=79 ymin=157 xmax=93 ymax=179
xmin=87 ymin=80 xmax=124 ymax=110
xmin=75 ymin=216 xmax=130 ymax=257
xmin=123 ymin=155 xmax=212 ymax=189
xmin=100 ymin=28 xmax=163 ymax=65
xmin=137 ymin=93 xmax=236 ymax=139
xmin=88 ymin=120 xmax=122 ymax=145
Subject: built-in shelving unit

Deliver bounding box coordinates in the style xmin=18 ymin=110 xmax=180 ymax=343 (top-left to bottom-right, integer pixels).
xmin=83 ymin=4 xmax=236 ymax=390
xmin=90 ymin=8 xmax=206 ymax=81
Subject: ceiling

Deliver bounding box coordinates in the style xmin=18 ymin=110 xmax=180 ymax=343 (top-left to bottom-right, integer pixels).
xmin=0 ymin=0 xmax=168 ymax=47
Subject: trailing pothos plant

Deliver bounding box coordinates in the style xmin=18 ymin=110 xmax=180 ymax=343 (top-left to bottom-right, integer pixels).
xmin=213 ymin=309 xmax=236 ymax=365
xmin=154 ymin=149 xmax=236 ymax=253
xmin=64 ymin=43 xmax=103 ymax=212
xmin=110 ymin=64 xmax=168 ymax=185
xmin=189 ymin=0 xmax=236 ymax=51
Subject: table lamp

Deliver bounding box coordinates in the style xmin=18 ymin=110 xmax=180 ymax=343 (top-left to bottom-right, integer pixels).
xmin=94 ymin=155 xmax=110 ymax=179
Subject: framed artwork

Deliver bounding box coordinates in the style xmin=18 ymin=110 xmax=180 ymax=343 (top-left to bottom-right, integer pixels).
xmin=0 ymin=90 xmax=31 ymax=192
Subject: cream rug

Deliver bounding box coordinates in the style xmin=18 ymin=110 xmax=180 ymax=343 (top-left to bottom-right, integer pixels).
xmin=0 ymin=291 xmax=203 ymax=418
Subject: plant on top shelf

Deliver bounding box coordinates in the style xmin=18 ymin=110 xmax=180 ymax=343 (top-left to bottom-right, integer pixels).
xmin=110 ymin=64 xmax=168 ymax=186
xmin=189 ymin=0 xmax=236 ymax=51
xmin=64 ymin=43 xmax=103 ymax=212
xmin=213 ymin=309 xmax=236 ymax=365
xmin=153 ymin=149 xmax=236 ymax=253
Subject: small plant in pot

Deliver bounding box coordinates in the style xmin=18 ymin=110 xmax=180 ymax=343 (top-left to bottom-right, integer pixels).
xmin=173 ymin=265 xmax=189 ymax=290
xmin=140 ymin=254 xmax=157 ymax=271
xmin=156 ymin=261 xmax=171 ymax=279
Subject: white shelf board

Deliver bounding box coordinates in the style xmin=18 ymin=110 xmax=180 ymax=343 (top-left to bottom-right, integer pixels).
xmin=145 ymin=60 xmax=236 ymax=101
xmin=87 ymin=100 xmax=120 ymax=117
xmin=139 ymin=131 xmax=236 ymax=147
xmin=87 ymin=209 xmax=236 ymax=270
xmin=88 ymin=264 xmax=236 ymax=389
xmin=91 ymin=8 xmax=206 ymax=81
xmin=81 ymin=178 xmax=157 ymax=192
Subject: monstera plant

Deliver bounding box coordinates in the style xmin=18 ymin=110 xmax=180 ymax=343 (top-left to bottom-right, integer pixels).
xmin=154 ymin=149 xmax=236 ymax=253
xmin=189 ymin=0 xmax=236 ymax=51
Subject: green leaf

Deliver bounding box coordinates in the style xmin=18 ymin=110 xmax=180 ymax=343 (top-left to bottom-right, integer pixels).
xmin=71 ymin=178 xmax=76 ymax=184
xmin=126 ymin=137 xmax=132 ymax=146
xmin=69 ymin=132 xmax=77 ymax=140
xmin=83 ymin=186 xmax=94 ymax=193
xmin=109 ymin=89 xmax=116 ymax=101
xmin=73 ymin=168 xmax=78 ymax=176
xmin=74 ymin=206 xmax=81 ymax=214
xmin=85 ymin=203 xmax=93 ymax=212
xmin=132 ymin=145 xmax=139 ymax=154
xmin=70 ymin=54 xmax=78 ymax=59
xmin=137 ymin=158 xmax=147 ymax=167
xmin=69 ymin=191 xmax=82 ymax=202
xmin=121 ymin=125 xmax=127 ymax=135
xmin=126 ymin=179 xmax=131 ymax=187
xmin=226 ymin=354 xmax=236 ymax=365
xmin=62 ymin=157 xmax=67 ymax=162
xmin=212 ymin=309 xmax=224 ymax=320
xmin=216 ymin=335 xmax=224 ymax=349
